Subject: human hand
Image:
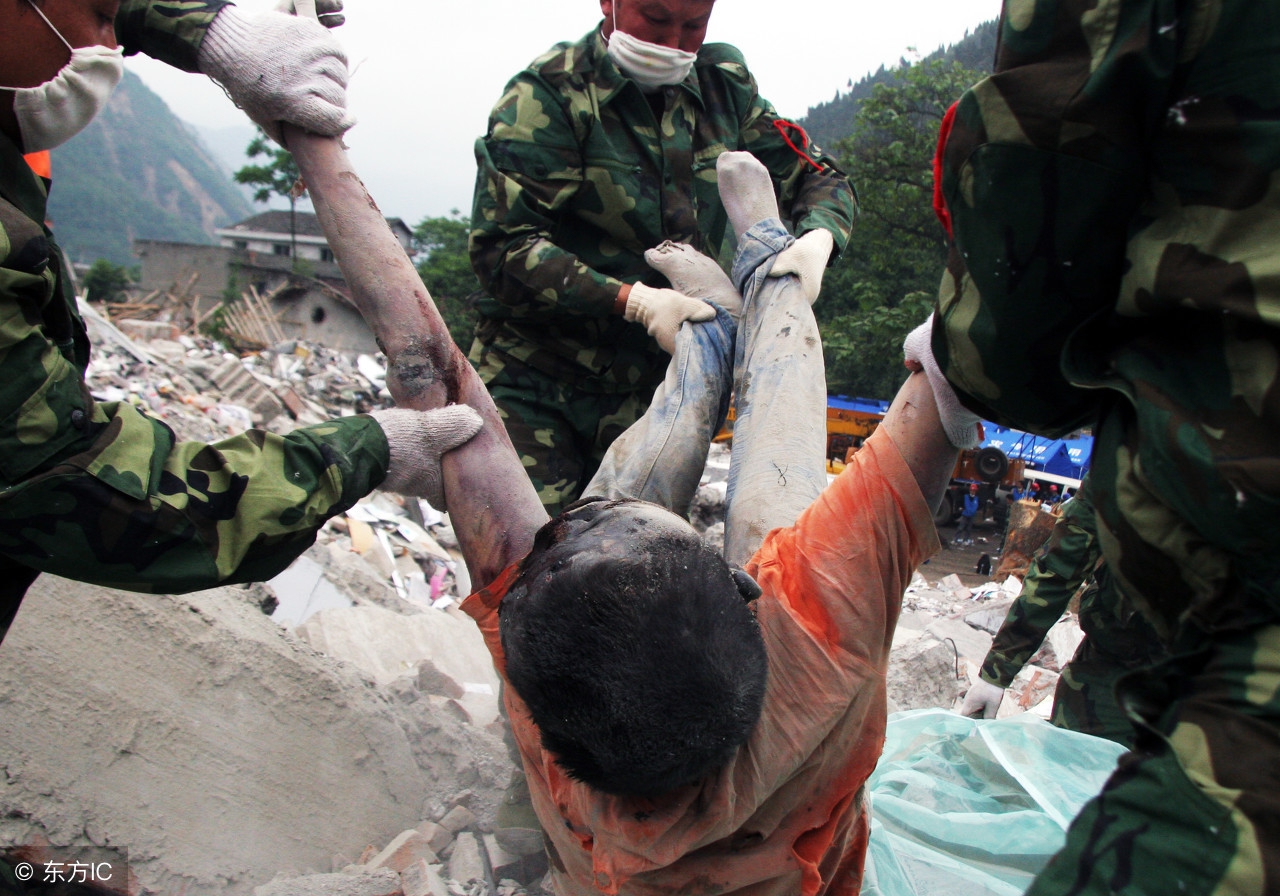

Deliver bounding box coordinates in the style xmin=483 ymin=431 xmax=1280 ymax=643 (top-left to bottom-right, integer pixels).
xmin=903 ymin=314 xmax=982 ymax=449
xmin=959 ymin=678 xmax=1005 ymax=719
xmin=369 ymin=405 xmax=484 ymax=510
xmin=197 ymin=5 xmax=353 ymax=145
xmin=767 ymin=229 xmax=834 ymax=304
xmin=623 ymin=283 xmax=716 ymax=354
xmin=274 ymin=0 xmax=345 ymax=27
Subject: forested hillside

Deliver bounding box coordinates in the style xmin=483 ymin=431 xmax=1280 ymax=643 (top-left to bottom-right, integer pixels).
xmin=795 ymin=19 xmax=999 ymax=398
xmin=800 ymin=20 xmax=998 ymax=151
xmin=47 ymin=71 xmax=252 ymax=268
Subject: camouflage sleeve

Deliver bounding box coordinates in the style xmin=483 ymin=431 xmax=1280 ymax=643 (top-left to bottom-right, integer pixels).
xmin=0 ymin=203 xmax=389 ymax=591
xmin=727 ymin=60 xmax=857 ymax=257
xmin=981 ymin=480 xmax=1101 ymax=687
xmin=931 ymin=0 xmax=1181 ymax=436
xmin=469 ymin=74 xmax=624 ymax=319
xmin=0 ymin=406 xmax=389 ymax=593
xmin=115 ymin=0 xmax=231 ymax=73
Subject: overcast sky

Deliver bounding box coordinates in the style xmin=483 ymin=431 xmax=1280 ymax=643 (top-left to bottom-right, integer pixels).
xmin=126 ymin=0 xmax=998 ymax=225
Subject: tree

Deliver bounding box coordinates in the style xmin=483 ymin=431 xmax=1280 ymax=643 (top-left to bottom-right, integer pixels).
xmin=414 ymin=211 xmax=481 ymax=349
xmin=816 ymin=58 xmax=984 ymax=397
xmin=234 ymin=130 xmax=306 ymax=264
xmin=81 ymin=258 xmax=134 ymax=304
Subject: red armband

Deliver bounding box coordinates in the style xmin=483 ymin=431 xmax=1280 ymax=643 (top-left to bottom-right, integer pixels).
xmin=932 ymin=101 xmax=958 ymax=239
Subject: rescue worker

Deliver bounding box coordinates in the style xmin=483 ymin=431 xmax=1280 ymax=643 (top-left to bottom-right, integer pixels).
xmin=0 ymin=0 xmax=482 ymax=642
xmin=468 ymin=0 xmax=857 ymax=515
xmin=931 ymin=0 xmax=1280 ymax=891
xmin=433 ymin=150 xmax=976 ymax=895
xmin=961 ymin=475 xmax=1166 ymax=747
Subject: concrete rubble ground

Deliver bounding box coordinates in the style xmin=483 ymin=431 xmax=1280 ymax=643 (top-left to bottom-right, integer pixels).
xmin=0 ymin=305 xmax=1083 ymax=895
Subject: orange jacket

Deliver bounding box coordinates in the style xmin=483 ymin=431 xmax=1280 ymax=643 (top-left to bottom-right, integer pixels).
xmin=462 ymin=429 xmax=939 ymax=895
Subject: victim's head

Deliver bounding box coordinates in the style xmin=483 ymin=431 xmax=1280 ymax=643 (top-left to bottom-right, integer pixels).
xmin=500 ymin=496 xmax=767 ymax=798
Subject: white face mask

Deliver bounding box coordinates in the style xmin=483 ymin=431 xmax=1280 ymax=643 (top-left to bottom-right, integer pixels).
xmin=0 ymin=1 xmax=124 ymax=152
xmin=606 ymin=7 xmax=698 ymax=92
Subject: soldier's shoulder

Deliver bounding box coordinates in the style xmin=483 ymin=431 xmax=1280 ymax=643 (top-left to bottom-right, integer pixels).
xmin=525 ymin=29 xmax=599 ymax=86
xmin=698 ymin=41 xmax=748 ymax=68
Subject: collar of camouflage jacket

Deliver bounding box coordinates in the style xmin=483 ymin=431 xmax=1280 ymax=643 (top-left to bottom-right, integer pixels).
xmin=0 ymin=130 xmax=48 ymax=226
xmin=585 ymin=24 xmax=705 ymax=110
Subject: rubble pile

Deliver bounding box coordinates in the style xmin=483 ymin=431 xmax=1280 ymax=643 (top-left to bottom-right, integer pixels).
xmin=254 ymin=801 xmax=549 ymax=896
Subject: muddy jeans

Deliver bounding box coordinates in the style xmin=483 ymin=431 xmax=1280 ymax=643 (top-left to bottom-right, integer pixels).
xmin=586 ymin=218 xmax=828 ymax=566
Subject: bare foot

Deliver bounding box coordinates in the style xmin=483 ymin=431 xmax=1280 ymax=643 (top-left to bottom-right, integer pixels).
xmin=716 ymin=151 xmax=780 ymax=239
xmin=644 ymin=241 xmax=742 ymax=318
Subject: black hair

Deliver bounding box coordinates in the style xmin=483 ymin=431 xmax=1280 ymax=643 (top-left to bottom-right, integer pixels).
xmin=499 ymin=499 xmax=768 ymax=798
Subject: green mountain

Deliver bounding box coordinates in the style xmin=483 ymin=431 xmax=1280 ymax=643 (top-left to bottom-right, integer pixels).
xmin=799 ymin=19 xmax=999 ymax=150
xmin=47 ymin=70 xmax=252 ymax=267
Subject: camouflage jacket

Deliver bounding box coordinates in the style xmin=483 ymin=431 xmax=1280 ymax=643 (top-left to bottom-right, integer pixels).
xmin=981 ymin=478 xmax=1162 ymax=687
xmin=0 ymin=16 xmax=390 ymax=595
xmin=932 ymin=0 xmax=1280 ymax=437
xmin=469 ymin=25 xmax=856 ymax=393
xmin=116 ymin=0 xmax=230 ymax=72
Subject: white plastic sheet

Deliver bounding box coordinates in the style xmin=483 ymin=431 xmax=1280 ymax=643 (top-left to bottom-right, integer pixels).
xmin=863 ymin=709 xmax=1126 ymax=896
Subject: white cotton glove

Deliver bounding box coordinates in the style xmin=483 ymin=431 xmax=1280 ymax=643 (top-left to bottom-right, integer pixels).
xmin=767 ymin=228 xmax=834 ymax=304
xmin=623 ymin=283 xmax=716 ymax=354
xmin=903 ymin=313 xmax=983 ymax=450
xmin=197 ymin=5 xmax=354 ymax=145
xmin=274 ymin=0 xmax=345 ymax=27
xmin=369 ymin=406 xmax=484 ymax=511
xmin=959 ymin=678 xmax=1006 ymax=719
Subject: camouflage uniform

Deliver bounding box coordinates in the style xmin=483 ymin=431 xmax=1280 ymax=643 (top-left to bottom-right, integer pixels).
xmin=0 ymin=1 xmax=390 ymax=643
xmin=979 ymin=477 xmax=1164 ymax=747
xmin=469 ymin=25 xmax=856 ymax=514
xmin=932 ymin=0 xmax=1280 ymax=891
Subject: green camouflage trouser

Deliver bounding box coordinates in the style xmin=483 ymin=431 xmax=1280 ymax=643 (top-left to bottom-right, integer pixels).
xmin=1050 ymin=639 xmax=1146 ymax=749
xmin=1029 ymin=623 xmax=1280 ymax=895
xmin=468 ymin=342 xmax=651 ymax=517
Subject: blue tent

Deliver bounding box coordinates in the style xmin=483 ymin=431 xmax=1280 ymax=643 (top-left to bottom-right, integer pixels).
xmin=982 ymin=425 xmax=1092 ymax=481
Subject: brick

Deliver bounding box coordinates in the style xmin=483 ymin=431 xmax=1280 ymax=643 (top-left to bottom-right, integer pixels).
xmin=399 ymin=860 xmax=449 ymax=896
xmin=447 ymin=832 xmax=486 ymax=886
xmin=368 ymin=829 xmax=438 ymax=874
xmin=414 ymin=821 xmax=453 ymax=855
xmin=437 ymin=805 xmax=476 ymax=834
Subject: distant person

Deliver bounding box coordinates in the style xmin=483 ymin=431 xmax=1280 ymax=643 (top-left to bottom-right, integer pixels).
xmin=960 ymin=476 xmax=1166 ymax=747
xmin=953 ymin=481 xmax=979 ymax=545
xmin=468 ymin=0 xmax=857 ymax=515
xmin=0 ymin=0 xmax=481 ymax=641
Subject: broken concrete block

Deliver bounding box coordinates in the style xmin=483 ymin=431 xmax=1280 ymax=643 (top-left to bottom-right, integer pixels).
xmin=400 ymin=860 xmax=449 ymax=896
xmin=415 ymin=821 xmax=453 ymax=856
xmin=937 ymin=573 xmax=966 ymax=595
xmin=446 ymin=833 xmax=486 ymax=886
xmin=209 ymin=355 xmax=286 ymax=423
xmin=925 ymin=616 xmax=994 ymax=669
xmin=253 ymin=869 xmax=403 ymax=896
xmin=295 ymin=604 xmax=500 ymax=726
xmin=887 ymin=637 xmax=965 ymax=712
xmin=963 ymin=599 xmax=1016 ymax=636
xmin=1045 ymin=616 xmax=1085 ymax=671
xmin=438 ymin=805 xmax=477 ymax=835
xmin=368 ymin=829 xmax=438 ymax=874
xmin=483 ymin=833 xmax=548 ymax=885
